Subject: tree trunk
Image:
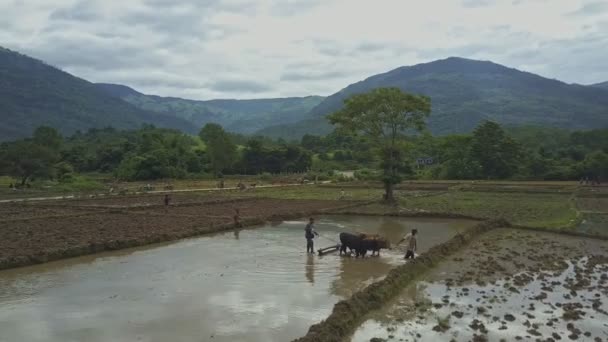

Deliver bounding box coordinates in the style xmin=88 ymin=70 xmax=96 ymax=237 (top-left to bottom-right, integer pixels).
xmin=384 ymin=181 xmax=395 ymax=202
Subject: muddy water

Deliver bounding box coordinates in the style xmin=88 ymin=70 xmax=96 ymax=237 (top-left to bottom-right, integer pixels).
xmin=351 ymin=229 xmax=608 ymax=342
xmin=0 ymin=215 xmax=476 ymax=342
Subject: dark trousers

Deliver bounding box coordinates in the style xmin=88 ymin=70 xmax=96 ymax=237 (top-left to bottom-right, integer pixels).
xmin=405 ymin=250 xmax=415 ymax=259
xmin=306 ymin=239 xmax=314 ymax=253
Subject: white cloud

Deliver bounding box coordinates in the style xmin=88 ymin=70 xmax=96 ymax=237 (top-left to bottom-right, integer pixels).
xmin=0 ymin=0 xmax=606 ymax=99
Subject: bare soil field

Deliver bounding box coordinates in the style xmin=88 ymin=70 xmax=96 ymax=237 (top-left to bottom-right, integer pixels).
xmin=38 ymin=192 xmax=230 ymax=208
xmin=0 ymin=203 xmax=96 ymax=221
xmin=0 ymin=198 xmax=357 ymax=270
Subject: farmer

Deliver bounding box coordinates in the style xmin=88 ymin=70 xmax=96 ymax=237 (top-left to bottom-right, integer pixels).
xmin=305 ymin=217 xmax=319 ymax=254
xmin=233 ymin=208 xmax=243 ymax=228
xmin=398 ymin=228 xmax=418 ymax=259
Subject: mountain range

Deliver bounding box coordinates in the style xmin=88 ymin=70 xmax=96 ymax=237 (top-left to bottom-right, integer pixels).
xmin=0 ymin=47 xmax=195 ymax=141
xmin=96 ymin=83 xmax=324 ymax=135
xmin=258 ymin=57 xmax=608 ymax=139
xmin=1 ymin=46 xmax=607 ymax=141
xmin=592 ymin=81 xmax=608 ymax=90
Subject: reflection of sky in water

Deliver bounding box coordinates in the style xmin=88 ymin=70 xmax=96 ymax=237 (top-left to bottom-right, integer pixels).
xmin=353 ymin=257 xmax=608 ymax=342
xmin=0 ymin=216 xmax=475 ymax=342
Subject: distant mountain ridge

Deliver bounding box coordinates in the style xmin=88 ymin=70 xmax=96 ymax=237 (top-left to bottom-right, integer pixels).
xmin=591 ymin=81 xmax=608 ymax=90
xmin=97 ymin=83 xmax=324 ymax=134
xmin=258 ymin=57 xmax=608 ymax=139
xmin=0 ymin=47 xmax=195 ymax=141
xmin=3 ymin=46 xmax=607 ymax=142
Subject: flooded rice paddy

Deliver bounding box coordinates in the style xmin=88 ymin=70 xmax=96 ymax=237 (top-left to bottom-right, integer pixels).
xmin=352 ymin=229 xmax=608 ymax=342
xmin=0 ymin=215 xmax=476 ymax=342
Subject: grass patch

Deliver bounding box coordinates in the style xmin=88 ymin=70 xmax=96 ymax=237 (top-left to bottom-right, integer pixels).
xmin=225 ymin=185 xmax=384 ymax=201
xmin=578 ymin=213 xmax=608 ymax=237
xmin=400 ymin=191 xmax=576 ymax=229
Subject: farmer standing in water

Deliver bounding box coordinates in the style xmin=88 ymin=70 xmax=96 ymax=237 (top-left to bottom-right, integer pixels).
xmin=398 ymin=228 xmax=418 ymax=259
xmin=305 ymin=217 xmax=319 ymax=254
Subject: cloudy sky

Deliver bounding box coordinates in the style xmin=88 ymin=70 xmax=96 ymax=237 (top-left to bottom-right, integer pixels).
xmin=1 ymin=0 xmax=607 ymax=99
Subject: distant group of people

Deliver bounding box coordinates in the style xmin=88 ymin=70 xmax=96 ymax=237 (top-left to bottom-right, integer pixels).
xmin=580 ymin=176 xmax=601 ymax=186
xmin=8 ymin=183 xmax=29 ymax=190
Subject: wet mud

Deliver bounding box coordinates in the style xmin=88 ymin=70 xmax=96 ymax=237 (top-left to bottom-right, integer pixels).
xmin=294 ymin=219 xmax=507 ymax=342
xmin=0 ymin=216 xmax=475 ymax=342
xmin=352 ymin=229 xmax=608 ymax=342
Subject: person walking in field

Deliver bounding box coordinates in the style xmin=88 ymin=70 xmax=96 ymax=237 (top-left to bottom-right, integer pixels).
xmin=163 ymin=194 xmax=171 ymax=212
xmin=305 ymin=217 xmax=319 ymax=254
xmin=398 ymin=229 xmax=418 ymax=259
xmin=233 ymin=208 xmax=243 ymax=228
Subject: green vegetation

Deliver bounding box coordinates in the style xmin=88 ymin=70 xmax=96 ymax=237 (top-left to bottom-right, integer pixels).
xmin=260 ymin=57 xmax=608 ymax=139
xmin=97 ymin=83 xmax=325 ymax=134
xmin=199 ymin=123 xmax=238 ymax=174
xmin=329 ymin=88 xmax=430 ymax=201
xmin=1 ymin=85 xmax=606 ymax=202
xmin=400 ymin=191 xmax=576 ymax=228
xmin=226 ymin=186 xmax=383 ymax=201
xmin=0 ymin=124 xmax=314 ymax=185
xmin=301 ymin=124 xmax=607 ymax=182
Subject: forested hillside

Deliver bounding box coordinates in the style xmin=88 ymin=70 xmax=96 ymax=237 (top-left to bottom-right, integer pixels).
xmin=0 ymin=47 xmax=195 ymax=141
xmin=97 ymin=83 xmax=324 ymax=134
xmin=259 ymin=57 xmax=608 ymax=139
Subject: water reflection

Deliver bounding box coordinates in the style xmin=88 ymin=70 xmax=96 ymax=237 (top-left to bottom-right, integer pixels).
xmin=0 ymin=215 xmax=478 ymax=342
xmin=305 ymin=254 xmax=314 ymax=284
xmin=331 ymin=255 xmax=394 ymax=298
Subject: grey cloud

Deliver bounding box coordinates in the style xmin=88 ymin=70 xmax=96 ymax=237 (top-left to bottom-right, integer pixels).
xmin=271 ymin=0 xmax=323 ymax=16
xmin=280 ymin=70 xmax=349 ymax=81
xmin=110 ymin=73 xmax=207 ymax=90
xmin=462 ymin=0 xmax=493 ymax=8
xmin=16 ymin=29 xmax=170 ymax=74
xmin=568 ymin=1 xmax=608 ymax=16
xmin=123 ymin=9 xmax=206 ymax=35
xmin=506 ymin=32 xmax=608 ymax=83
xmin=355 ymin=42 xmax=386 ymax=53
xmin=143 ymin=0 xmax=256 ymax=14
xmin=49 ymin=1 xmax=101 ymax=22
xmin=209 ymin=79 xmax=273 ymax=93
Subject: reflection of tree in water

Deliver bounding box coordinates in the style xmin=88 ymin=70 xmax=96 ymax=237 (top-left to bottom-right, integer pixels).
xmin=376 ymin=218 xmax=410 ymax=246
xmin=330 ymin=256 xmax=394 ymax=298
xmin=305 ymin=254 xmax=314 ymax=284
xmin=234 ymin=229 xmax=240 ymax=240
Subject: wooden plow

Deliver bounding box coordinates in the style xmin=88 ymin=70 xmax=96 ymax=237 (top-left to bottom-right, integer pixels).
xmin=317 ymin=244 xmax=340 ymax=256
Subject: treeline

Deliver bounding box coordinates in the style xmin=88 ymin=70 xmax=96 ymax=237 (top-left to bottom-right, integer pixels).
xmin=302 ymin=122 xmax=608 ymax=181
xmin=0 ymin=124 xmax=312 ymax=184
xmin=1 ymin=121 xmax=606 ymax=184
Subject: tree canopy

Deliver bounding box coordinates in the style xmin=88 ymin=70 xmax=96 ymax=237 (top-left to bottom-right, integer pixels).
xmin=329 ymin=87 xmax=431 ymax=200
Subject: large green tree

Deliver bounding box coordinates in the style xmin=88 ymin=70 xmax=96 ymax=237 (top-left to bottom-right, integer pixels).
xmin=0 ymin=126 xmax=63 ymax=185
xmin=470 ymin=121 xmax=521 ymax=179
xmin=199 ymin=123 xmax=237 ymax=175
xmin=329 ymin=87 xmax=431 ymax=201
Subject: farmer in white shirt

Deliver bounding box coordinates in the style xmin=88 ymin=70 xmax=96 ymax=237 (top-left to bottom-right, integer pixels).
xmin=398 ymin=229 xmax=418 ymax=259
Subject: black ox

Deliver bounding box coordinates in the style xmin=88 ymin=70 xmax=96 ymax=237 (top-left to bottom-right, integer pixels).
xmin=339 ymin=232 xmax=390 ymax=257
